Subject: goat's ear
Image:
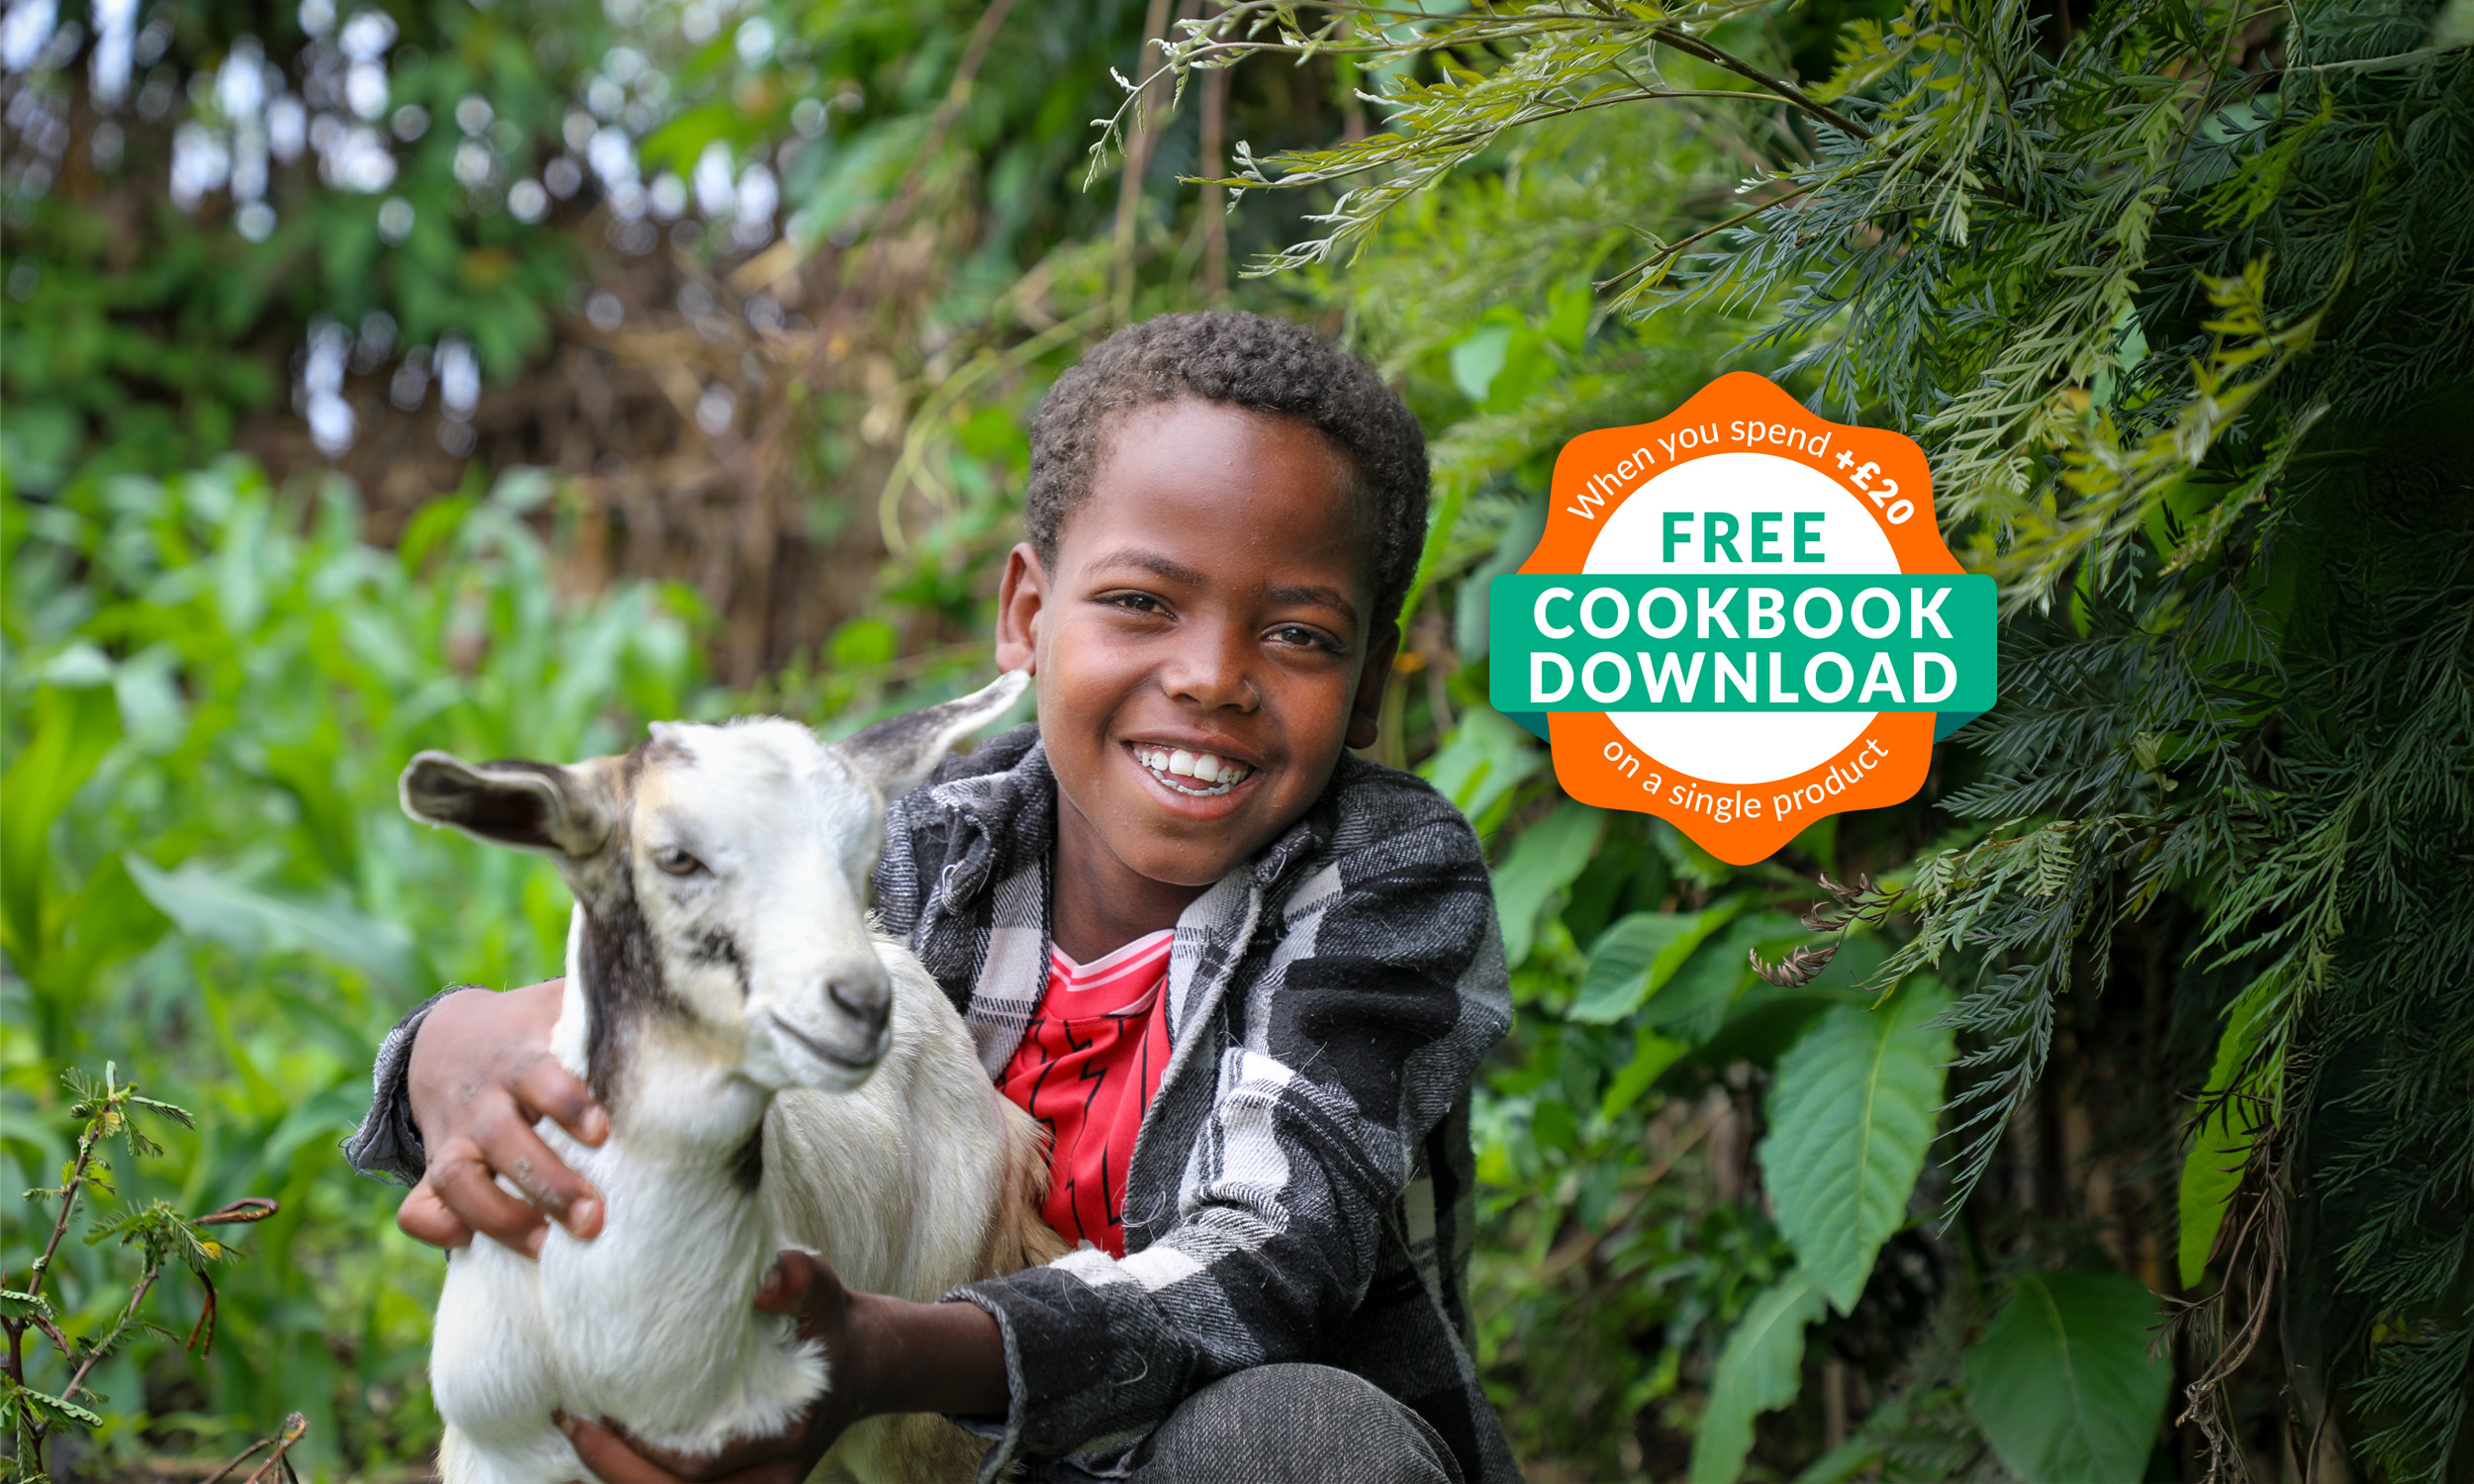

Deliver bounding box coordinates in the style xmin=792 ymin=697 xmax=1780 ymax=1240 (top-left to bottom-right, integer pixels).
xmin=400 ymin=752 xmax=616 ymax=857
xmin=830 ymin=670 xmax=1030 ymax=805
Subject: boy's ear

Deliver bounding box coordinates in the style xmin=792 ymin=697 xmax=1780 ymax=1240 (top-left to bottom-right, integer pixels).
xmin=1347 ymin=622 xmax=1402 ymax=752
xmin=994 ymin=542 xmax=1044 ymax=676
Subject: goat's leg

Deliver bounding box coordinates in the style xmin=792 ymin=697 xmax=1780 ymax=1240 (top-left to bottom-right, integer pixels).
xmin=432 ymin=1242 xmax=583 ymax=1484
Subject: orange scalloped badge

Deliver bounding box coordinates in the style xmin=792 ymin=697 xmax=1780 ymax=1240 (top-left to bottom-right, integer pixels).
xmin=1495 ymin=373 xmax=1986 ymax=864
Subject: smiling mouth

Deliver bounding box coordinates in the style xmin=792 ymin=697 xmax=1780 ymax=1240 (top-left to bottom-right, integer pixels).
xmin=1129 ymin=743 xmax=1257 ymax=797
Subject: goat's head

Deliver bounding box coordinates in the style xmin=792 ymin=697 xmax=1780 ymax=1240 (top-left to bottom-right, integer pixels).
xmin=397 ymin=672 xmax=1027 ymax=1101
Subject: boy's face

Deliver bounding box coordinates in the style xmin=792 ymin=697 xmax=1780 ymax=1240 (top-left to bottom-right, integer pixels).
xmin=996 ymin=399 xmax=1396 ymax=892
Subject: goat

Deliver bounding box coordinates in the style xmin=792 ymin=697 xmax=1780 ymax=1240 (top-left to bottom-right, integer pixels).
xmin=397 ymin=673 xmax=1062 ymax=1484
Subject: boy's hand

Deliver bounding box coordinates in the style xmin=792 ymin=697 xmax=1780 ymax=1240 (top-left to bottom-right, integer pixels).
xmin=400 ymin=979 xmax=609 ymax=1255
xmin=556 ymin=1251 xmax=1010 ymax=1484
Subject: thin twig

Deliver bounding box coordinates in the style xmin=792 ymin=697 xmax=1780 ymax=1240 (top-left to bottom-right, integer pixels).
xmin=26 ymin=1138 xmax=98 ymax=1299
xmin=238 ymin=1414 xmax=310 ymax=1484
xmin=1593 ymin=181 xmax=1817 ymax=290
xmin=51 ymin=1264 xmax=162 ymax=1424
xmin=1649 ymin=26 xmax=1875 ymax=140
xmin=201 ymin=1436 xmax=280 ymax=1484
xmin=202 ymin=1413 xmax=309 ymax=1484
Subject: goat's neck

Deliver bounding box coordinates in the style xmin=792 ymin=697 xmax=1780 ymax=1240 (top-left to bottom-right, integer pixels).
xmin=553 ymin=909 xmax=770 ymax=1166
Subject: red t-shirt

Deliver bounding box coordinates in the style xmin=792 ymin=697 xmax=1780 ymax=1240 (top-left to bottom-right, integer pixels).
xmin=997 ymin=930 xmax=1176 ymax=1257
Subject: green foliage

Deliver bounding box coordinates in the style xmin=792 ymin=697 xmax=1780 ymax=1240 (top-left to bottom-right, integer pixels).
xmin=1962 ymin=1271 xmax=2173 ymax=1484
xmin=1 ymin=0 xmax=613 ymax=487
xmin=0 ymin=1064 xmax=280 ymax=1478
xmin=1199 ymin=0 xmax=2471 ymax=1474
xmin=2177 ymin=977 xmax=2271 ymax=1288
xmin=2 ymin=459 xmax=709 ymax=1471
xmin=1689 ymin=1266 xmax=1828 ymax=1484
xmin=1486 ymin=798 xmax=1604 ymax=971
xmin=1759 ymin=979 xmax=1951 ymax=1314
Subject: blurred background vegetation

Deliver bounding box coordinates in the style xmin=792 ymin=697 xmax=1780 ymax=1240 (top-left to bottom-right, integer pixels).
xmin=3 ymin=0 xmax=2468 ymax=1480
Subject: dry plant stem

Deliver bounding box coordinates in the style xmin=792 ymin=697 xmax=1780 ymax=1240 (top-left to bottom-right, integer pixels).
xmin=23 ymin=1138 xmax=96 ymax=1302
xmin=1113 ymin=0 xmax=1179 ymax=325
xmin=2174 ymin=1144 xmax=2285 ymax=1480
xmin=3 ymin=1128 xmax=101 ymax=1455
xmin=659 ymin=0 xmax=1017 ymax=677
xmin=1198 ymin=29 xmax=1230 ymax=303
xmin=238 ymin=1413 xmax=310 ymax=1484
xmin=43 ymin=1263 xmax=164 ymax=1446
xmin=203 ymin=1414 xmax=309 ymax=1484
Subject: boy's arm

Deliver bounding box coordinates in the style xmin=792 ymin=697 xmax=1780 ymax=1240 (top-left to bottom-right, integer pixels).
xmin=345 ymin=980 xmax=609 ymax=1252
xmin=947 ymin=805 xmax=1511 ymax=1472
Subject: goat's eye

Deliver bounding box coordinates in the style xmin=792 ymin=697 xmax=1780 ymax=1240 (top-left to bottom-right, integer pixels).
xmin=653 ymin=846 xmax=707 ymax=877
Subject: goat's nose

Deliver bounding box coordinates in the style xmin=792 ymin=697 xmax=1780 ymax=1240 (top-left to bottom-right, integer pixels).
xmin=827 ymin=974 xmax=890 ymax=1038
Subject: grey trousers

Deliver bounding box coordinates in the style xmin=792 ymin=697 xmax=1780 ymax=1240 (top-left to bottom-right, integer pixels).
xmin=1031 ymin=1363 xmax=1466 ymax=1484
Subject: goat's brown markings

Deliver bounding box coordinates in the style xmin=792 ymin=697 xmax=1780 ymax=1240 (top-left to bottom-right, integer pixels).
xmin=573 ymin=772 xmax=687 ymax=1111
xmin=687 ymin=927 xmax=752 ymax=1000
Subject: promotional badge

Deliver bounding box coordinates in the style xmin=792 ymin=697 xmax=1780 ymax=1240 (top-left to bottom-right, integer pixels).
xmin=1489 ymin=373 xmax=1996 ymax=865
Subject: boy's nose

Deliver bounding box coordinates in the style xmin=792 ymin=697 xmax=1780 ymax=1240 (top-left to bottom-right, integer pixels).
xmin=1162 ymin=622 xmax=1258 ymax=710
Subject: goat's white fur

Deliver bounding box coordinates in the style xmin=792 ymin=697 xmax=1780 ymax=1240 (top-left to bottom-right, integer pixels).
xmin=402 ymin=675 xmax=1055 ymax=1484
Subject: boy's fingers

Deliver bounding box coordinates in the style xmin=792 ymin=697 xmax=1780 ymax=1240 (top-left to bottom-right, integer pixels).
xmin=475 ymin=1100 xmax=605 ymax=1239
xmin=515 ymin=1052 xmax=609 ymax=1146
xmin=427 ymin=1137 xmax=552 ymax=1255
xmin=558 ymin=1414 xmax=691 ymax=1484
xmin=395 ymin=1180 xmax=473 ymax=1250
xmin=753 ymin=1251 xmax=815 ymax=1314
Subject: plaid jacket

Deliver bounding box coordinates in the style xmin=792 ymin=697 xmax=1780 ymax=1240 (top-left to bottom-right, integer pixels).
xmin=885 ymin=728 xmax=1515 ymax=1483
xmin=348 ymin=726 xmax=1515 ymax=1482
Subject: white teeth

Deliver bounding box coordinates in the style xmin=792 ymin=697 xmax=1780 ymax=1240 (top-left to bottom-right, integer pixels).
xmin=1134 ymin=745 xmax=1251 ymax=795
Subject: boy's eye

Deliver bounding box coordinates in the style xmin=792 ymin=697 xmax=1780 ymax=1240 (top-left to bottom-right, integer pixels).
xmin=1101 ymin=593 xmax=1167 ymax=614
xmin=1270 ymin=624 xmax=1343 ymax=653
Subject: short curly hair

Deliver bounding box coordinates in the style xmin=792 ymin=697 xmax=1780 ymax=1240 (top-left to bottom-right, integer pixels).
xmin=1025 ymin=312 xmax=1428 ymax=628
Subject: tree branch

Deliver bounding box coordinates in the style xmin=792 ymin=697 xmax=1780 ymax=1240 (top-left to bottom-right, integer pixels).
xmin=1649 ymin=26 xmax=1874 ymax=141
xmin=1593 ymin=181 xmax=1818 ymax=291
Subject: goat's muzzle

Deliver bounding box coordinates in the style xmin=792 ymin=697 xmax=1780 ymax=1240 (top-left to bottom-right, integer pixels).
xmin=826 ymin=974 xmax=891 ymax=1041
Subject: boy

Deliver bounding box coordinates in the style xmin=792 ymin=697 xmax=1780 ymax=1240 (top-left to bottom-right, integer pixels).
xmin=349 ymin=313 xmax=1517 ymax=1483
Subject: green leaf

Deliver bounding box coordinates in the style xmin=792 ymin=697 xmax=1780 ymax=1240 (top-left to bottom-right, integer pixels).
xmin=1687 ymin=1266 xmax=1828 ymax=1484
xmin=1963 ymin=1271 xmax=2172 ymax=1484
xmin=1489 ymin=800 xmax=1604 ymax=969
xmin=1597 ymin=1027 xmax=1689 ymax=1121
xmin=125 ymin=855 xmax=425 ymax=996
xmin=3 ymin=1374 xmax=104 ymax=1429
xmin=2178 ymin=978 xmax=2269 ymax=1286
xmin=1450 ymin=322 xmax=1515 ymax=404
xmin=1636 ymin=911 xmax=1805 ymax=1043
xmin=1 ymin=1287 xmax=56 ymax=1321
xmin=2 ymin=676 xmax=124 ymax=968
xmin=1569 ymin=912 xmax=1691 ymax=1022
xmin=1759 ymin=978 xmax=1954 ymax=1313
xmin=1568 ymin=896 xmax=1749 ymax=1024
xmin=1417 ymin=707 xmax=1545 ymax=831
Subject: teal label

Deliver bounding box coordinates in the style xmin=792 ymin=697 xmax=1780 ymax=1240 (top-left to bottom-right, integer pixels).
xmin=1488 ymin=574 xmax=1997 ymax=713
